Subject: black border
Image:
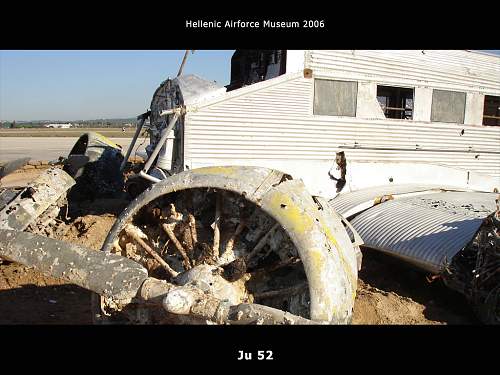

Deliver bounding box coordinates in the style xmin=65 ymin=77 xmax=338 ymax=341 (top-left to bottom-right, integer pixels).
xmin=1 ymin=9 xmax=498 ymax=369
xmin=2 ymin=10 xmax=499 ymax=49
xmin=1 ymin=324 xmax=497 ymax=366
xmin=0 ymin=325 xmax=499 ymax=362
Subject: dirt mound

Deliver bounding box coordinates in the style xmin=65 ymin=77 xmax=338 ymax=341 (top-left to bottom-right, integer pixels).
xmin=58 ymin=213 xmax=117 ymax=250
xmin=352 ymin=249 xmax=477 ymax=325
xmin=0 ymin=212 xmax=118 ymax=324
xmin=0 ymin=262 xmax=92 ymax=324
xmin=353 ymin=281 xmax=430 ymax=324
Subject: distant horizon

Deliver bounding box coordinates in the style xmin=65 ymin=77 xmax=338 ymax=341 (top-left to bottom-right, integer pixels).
xmin=1 ymin=50 xmax=499 ymax=122
xmin=1 ymin=117 xmax=138 ymax=123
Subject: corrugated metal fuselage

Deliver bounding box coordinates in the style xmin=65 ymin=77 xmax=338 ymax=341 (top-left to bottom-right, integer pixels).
xmin=180 ymin=50 xmax=500 ymax=199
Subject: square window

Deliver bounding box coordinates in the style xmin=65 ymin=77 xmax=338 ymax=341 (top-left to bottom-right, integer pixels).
xmin=431 ymin=89 xmax=466 ymax=124
xmin=314 ymin=79 xmax=357 ymax=116
xmin=376 ymin=85 xmax=414 ymax=120
xmin=483 ymin=95 xmax=500 ymax=126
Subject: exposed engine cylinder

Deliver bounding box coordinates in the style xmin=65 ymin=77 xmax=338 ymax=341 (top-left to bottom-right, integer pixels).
xmin=148 ymin=75 xmax=225 ymax=174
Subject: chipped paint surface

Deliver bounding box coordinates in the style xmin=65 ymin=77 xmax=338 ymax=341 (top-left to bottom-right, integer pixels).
xmin=191 ymin=166 xmax=241 ymax=177
xmin=266 ymin=191 xmax=314 ymax=234
xmin=0 ymin=229 xmax=148 ymax=302
xmin=93 ymin=132 xmax=121 ymax=149
xmin=260 ymin=179 xmax=358 ymax=322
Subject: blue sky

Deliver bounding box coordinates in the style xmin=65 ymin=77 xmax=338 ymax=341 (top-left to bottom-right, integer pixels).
xmin=1 ymin=50 xmax=499 ymax=121
xmin=0 ymin=50 xmax=234 ymax=121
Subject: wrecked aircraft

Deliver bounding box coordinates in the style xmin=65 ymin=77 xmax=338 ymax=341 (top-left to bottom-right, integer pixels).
xmin=0 ymin=50 xmax=498 ymax=324
xmin=120 ymin=49 xmax=498 ymax=323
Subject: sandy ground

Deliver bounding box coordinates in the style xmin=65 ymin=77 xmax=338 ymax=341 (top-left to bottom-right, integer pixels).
xmin=0 ymin=200 xmax=124 ymax=325
xmin=0 ymin=169 xmax=43 ymax=188
xmin=0 ymin=171 xmax=479 ymax=325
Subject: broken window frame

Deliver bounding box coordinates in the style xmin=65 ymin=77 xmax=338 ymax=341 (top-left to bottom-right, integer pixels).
xmin=430 ymin=89 xmax=467 ymax=124
xmin=226 ymin=50 xmax=287 ymax=92
xmin=376 ymin=85 xmax=415 ymax=120
xmin=482 ymin=95 xmax=500 ymax=126
xmin=313 ymin=79 xmax=358 ymax=117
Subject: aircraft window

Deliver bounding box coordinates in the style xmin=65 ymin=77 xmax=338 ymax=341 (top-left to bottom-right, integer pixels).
xmin=431 ymin=89 xmax=466 ymax=124
xmin=483 ymin=95 xmax=500 ymax=126
xmin=377 ymin=85 xmax=414 ymax=120
xmin=314 ymin=79 xmax=358 ymax=117
xmin=226 ymin=50 xmax=287 ymax=92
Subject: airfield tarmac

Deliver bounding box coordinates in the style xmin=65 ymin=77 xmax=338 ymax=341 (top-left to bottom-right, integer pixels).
xmin=0 ymin=137 xmax=147 ymax=162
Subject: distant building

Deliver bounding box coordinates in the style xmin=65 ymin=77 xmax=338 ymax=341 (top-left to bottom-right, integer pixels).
xmin=45 ymin=123 xmax=73 ymax=129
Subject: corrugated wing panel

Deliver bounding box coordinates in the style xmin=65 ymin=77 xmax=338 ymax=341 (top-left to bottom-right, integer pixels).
xmin=328 ymin=184 xmax=466 ymax=216
xmin=349 ymin=192 xmax=498 ymax=273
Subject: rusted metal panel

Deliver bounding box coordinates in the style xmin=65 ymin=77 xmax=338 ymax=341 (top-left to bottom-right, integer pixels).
xmin=442 ymin=206 xmax=500 ymax=324
xmin=349 ymin=191 xmax=498 ymax=273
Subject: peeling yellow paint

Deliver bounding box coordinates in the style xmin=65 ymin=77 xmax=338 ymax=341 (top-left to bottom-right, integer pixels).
xmin=94 ymin=133 xmax=121 ymax=149
xmin=309 ymin=248 xmax=323 ymax=269
xmin=266 ymin=189 xmax=357 ymax=312
xmin=308 ymin=248 xmax=336 ymax=320
xmin=197 ymin=166 xmax=239 ymax=177
xmin=316 ymin=215 xmax=357 ymax=298
xmin=267 ymin=192 xmax=314 ymax=234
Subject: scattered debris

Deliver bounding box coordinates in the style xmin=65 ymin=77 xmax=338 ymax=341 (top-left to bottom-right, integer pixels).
xmin=0 ymin=168 xmax=75 ymax=234
xmin=443 ymin=198 xmax=500 ymax=324
xmin=63 ymin=132 xmax=124 ymax=200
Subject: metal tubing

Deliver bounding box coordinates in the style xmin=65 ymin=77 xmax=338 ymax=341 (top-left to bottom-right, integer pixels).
xmin=142 ymin=112 xmax=180 ymax=174
xmin=139 ymin=170 xmax=161 ymax=183
xmin=159 ymin=109 xmax=176 ymax=117
xmin=120 ymin=114 xmax=148 ymax=171
xmin=124 ymin=224 xmax=179 ymax=278
xmin=160 ymin=284 xmax=319 ymax=325
xmin=177 ymin=50 xmax=190 ymax=77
